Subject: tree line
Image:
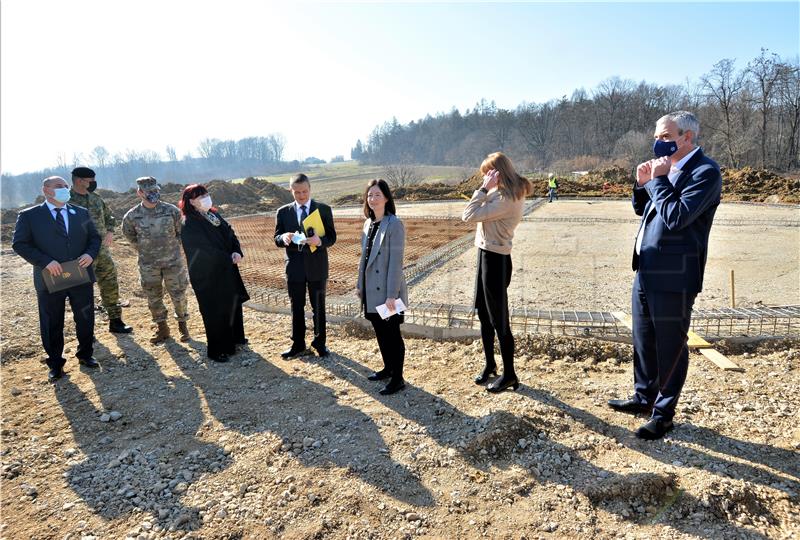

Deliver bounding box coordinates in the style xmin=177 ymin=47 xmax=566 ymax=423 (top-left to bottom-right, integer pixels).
xmin=1 ymin=134 xmax=289 ymax=208
xmin=353 ymin=50 xmax=800 ymax=173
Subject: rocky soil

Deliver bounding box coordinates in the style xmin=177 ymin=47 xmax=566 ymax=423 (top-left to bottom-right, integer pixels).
xmin=1 ymin=239 xmax=799 ymax=539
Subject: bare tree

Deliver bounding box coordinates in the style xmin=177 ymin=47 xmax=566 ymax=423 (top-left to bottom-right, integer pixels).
xmin=701 ymin=59 xmax=747 ymax=167
xmin=91 ymin=146 xmax=109 ymax=168
xmin=383 ymin=164 xmax=421 ymax=189
xmin=747 ymin=49 xmax=785 ymax=168
xmin=165 ymin=145 xmax=177 ymax=162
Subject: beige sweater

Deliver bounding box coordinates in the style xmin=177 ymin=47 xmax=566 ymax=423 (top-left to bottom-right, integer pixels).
xmin=462 ymin=189 xmax=525 ymax=255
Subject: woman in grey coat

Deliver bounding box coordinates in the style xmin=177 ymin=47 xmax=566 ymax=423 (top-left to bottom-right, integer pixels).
xmin=356 ymin=179 xmax=409 ymax=395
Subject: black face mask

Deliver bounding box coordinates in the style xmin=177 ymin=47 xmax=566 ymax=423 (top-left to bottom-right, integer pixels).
xmin=88 ymin=180 xmax=98 ymax=193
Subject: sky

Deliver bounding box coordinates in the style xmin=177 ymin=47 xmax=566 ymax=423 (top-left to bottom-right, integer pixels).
xmin=1 ymin=0 xmax=798 ymax=175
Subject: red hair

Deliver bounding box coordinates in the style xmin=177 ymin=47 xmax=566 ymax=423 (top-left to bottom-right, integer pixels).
xmin=179 ymin=184 xmax=217 ymax=217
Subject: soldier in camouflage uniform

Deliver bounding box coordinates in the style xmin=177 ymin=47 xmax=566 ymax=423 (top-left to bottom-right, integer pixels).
xmin=122 ymin=177 xmax=190 ymax=343
xmin=69 ymin=167 xmax=133 ymax=333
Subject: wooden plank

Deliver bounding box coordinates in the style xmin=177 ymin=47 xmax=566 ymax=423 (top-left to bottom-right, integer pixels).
xmin=612 ymin=311 xmax=633 ymax=330
xmin=699 ymin=348 xmax=744 ymax=372
xmin=687 ymin=330 xmax=713 ymax=349
xmin=615 ymin=311 xmax=712 ymax=349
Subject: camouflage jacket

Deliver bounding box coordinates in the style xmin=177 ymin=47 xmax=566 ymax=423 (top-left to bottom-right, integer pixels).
xmin=121 ymin=201 xmax=184 ymax=266
xmin=68 ymin=189 xmax=115 ymax=235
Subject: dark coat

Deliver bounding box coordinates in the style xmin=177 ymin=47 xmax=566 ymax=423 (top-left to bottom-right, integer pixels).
xmin=181 ymin=211 xmax=249 ymax=355
xmin=632 ymin=148 xmax=722 ymax=294
xmin=12 ymin=202 xmax=101 ymax=293
xmin=273 ymin=200 xmax=337 ymax=282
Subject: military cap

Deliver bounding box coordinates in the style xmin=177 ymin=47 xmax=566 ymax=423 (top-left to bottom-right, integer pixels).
xmin=136 ymin=176 xmax=161 ymax=191
xmin=72 ymin=166 xmax=96 ymax=178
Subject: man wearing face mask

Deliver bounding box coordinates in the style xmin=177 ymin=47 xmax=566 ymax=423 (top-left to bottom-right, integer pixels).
xmin=608 ymin=111 xmax=722 ymax=440
xmin=12 ymin=176 xmax=102 ymax=382
xmin=121 ymin=177 xmax=190 ymax=344
xmin=69 ymin=167 xmax=132 ymax=334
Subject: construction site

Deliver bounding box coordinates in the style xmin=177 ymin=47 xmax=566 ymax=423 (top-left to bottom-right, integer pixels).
xmin=1 ymin=180 xmax=798 ymax=539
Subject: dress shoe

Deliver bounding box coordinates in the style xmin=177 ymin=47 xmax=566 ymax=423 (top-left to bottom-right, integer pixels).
xmin=78 ymin=357 xmax=99 ymax=368
xmin=608 ymin=397 xmax=653 ymax=415
xmin=208 ymin=353 xmax=230 ymax=363
xmin=635 ymin=418 xmax=674 ymax=440
xmin=108 ymin=318 xmax=133 ymax=334
xmin=379 ymin=378 xmax=406 ymax=395
xmin=474 ymin=365 xmax=498 ymax=385
xmin=368 ymin=369 xmax=392 ymax=381
xmin=48 ymin=368 xmax=64 ymax=382
xmin=314 ymin=345 xmax=331 ymax=357
xmin=280 ymin=347 xmax=306 ymax=359
xmin=236 ymin=338 xmax=249 ymax=346
xmin=486 ymin=374 xmax=520 ymax=393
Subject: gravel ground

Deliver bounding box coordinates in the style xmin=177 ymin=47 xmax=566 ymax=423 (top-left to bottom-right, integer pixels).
xmin=410 ymin=200 xmax=800 ymax=310
xmin=1 ymin=208 xmax=798 ymax=540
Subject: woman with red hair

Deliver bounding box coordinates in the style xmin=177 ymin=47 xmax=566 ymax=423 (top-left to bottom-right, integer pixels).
xmin=179 ymin=184 xmax=249 ymax=362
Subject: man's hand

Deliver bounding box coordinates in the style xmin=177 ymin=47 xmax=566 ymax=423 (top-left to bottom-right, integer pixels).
xmin=651 ymin=156 xmax=671 ymax=179
xmin=385 ymin=297 xmax=397 ymax=312
xmin=306 ymin=234 xmax=321 ymax=247
xmin=103 ymin=231 xmax=113 ymax=247
xmin=231 ymin=252 xmax=243 ymax=265
xmin=45 ymin=260 xmax=63 ymax=276
xmin=281 ymin=232 xmax=295 ymax=246
xmin=636 ymin=161 xmax=653 ymax=186
xmin=77 ymin=254 xmax=94 ymax=268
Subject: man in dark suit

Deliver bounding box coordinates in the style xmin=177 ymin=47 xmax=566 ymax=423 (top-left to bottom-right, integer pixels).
xmin=273 ymin=174 xmax=337 ymax=358
xmin=12 ymin=176 xmax=102 ymax=382
xmin=609 ymin=111 xmax=722 ymax=440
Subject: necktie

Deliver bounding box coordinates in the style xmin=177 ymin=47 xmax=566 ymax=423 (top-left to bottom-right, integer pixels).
xmin=300 ymin=205 xmax=308 ymax=227
xmin=54 ymin=208 xmax=67 ymax=236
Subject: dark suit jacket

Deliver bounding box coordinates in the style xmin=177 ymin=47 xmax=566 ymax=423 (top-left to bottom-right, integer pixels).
xmin=632 ymin=148 xmax=722 ymax=294
xmin=12 ymin=202 xmax=102 ymax=293
xmin=273 ymin=200 xmax=336 ymax=282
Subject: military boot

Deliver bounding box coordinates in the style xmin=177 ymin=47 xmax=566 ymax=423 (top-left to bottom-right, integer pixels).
xmin=150 ymin=321 xmax=170 ymax=344
xmin=109 ymin=318 xmax=133 ymax=334
xmin=178 ymin=321 xmax=190 ymax=342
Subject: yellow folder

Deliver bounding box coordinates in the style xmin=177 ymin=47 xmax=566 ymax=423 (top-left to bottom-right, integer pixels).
xmin=302 ymin=209 xmax=326 ymax=253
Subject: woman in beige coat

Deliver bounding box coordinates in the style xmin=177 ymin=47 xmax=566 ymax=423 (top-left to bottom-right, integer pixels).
xmin=462 ymin=152 xmax=532 ymax=392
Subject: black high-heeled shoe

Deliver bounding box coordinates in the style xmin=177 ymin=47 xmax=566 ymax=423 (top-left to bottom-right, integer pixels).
xmin=486 ymin=374 xmax=519 ymax=393
xmin=474 ymin=365 xmax=497 ymax=385
xmin=368 ymin=369 xmax=392 ymax=381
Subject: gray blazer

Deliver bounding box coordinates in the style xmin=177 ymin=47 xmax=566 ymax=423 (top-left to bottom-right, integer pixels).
xmin=357 ymin=214 xmax=408 ymax=314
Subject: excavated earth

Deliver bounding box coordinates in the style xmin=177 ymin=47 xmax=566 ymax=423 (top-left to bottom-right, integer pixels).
xmin=1 ymin=232 xmax=798 ymax=538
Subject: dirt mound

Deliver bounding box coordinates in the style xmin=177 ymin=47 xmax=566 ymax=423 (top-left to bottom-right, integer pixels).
xmin=462 ymin=412 xmax=543 ymax=462
xmin=722 ymin=167 xmax=800 ymax=203
xmin=0 ymin=180 xmax=294 ymax=244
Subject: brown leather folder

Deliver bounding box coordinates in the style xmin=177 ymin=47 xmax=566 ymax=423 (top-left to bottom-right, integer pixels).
xmin=41 ymin=259 xmax=90 ymax=293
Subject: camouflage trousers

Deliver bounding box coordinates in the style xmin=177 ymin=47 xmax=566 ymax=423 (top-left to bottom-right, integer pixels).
xmin=139 ymin=261 xmax=190 ymax=323
xmin=94 ymin=246 xmax=122 ymax=319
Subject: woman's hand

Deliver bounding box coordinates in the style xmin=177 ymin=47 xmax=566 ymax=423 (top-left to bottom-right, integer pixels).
xmin=482 ymin=169 xmax=499 ymax=191
xmin=385 ymin=297 xmax=397 ymax=312
xmin=231 ymin=252 xmax=243 ymax=264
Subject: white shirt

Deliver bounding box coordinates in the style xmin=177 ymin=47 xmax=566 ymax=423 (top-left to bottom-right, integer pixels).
xmin=294 ymin=201 xmax=310 ymax=227
xmin=635 ymin=147 xmax=700 ymax=255
xmin=46 ymin=200 xmax=69 ymax=234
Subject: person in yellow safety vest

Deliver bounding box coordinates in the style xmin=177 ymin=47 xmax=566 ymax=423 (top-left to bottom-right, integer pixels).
xmin=547 ymin=173 xmax=559 ymax=202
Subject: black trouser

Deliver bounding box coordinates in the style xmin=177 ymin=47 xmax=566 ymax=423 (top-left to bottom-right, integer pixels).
xmin=365 ymin=312 xmax=405 ymax=380
xmin=631 ymin=272 xmax=696 ymax=422
xmin=474 ymin=249 xmax=515 ymax=376
xmin=288 ymin=279 xmax=326 ymax=349
xmin=37 ymin=283 xmax=94 ymax=370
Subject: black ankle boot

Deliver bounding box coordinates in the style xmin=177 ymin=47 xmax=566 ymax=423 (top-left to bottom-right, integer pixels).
xmin=486 ymin=373 xmax=519 ymax=393
xmin=474 ymin=364 xmax=497 ymax=385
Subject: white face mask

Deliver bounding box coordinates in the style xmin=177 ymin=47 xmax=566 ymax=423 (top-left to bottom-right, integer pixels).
xmin=195 ymin=195 xmax=212 ymax=211
xmin=53 ymin=187 xmax=71 ymax=203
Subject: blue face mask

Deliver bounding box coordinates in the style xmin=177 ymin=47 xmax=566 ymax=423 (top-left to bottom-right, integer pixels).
xmin=653 ymin=139 xmax=678 ymax=158
xmin=53 ymin=187 xmax=71 ymax=203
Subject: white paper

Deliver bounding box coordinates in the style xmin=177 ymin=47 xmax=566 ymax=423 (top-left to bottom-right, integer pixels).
xmin=375 ymin=298 xmax=407 ymax=319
